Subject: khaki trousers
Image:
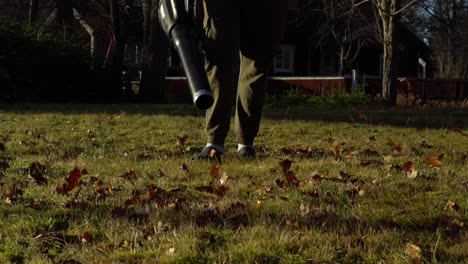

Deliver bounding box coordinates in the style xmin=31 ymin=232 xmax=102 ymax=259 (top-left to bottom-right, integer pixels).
xmin=203 ymin=0 xmax=288 ymax=146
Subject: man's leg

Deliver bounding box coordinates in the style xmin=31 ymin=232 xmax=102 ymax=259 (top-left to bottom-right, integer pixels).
xmin=235 ymin=0 xmax=289 ymax=150
xmin=203 ymin=0 xmax=239 ymax=150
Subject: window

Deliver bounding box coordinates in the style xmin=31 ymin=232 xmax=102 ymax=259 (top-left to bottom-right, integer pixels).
xmin=274 ymin=45 xmax=295 ymax=74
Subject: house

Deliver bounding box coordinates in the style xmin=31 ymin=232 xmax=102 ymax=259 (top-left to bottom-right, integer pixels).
xmin=274 ymin=0 xmax=432 ymax=79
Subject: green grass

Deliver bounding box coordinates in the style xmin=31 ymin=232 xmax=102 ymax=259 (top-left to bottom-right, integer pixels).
xmin=0 ymin=102 xmax=467 ymax=263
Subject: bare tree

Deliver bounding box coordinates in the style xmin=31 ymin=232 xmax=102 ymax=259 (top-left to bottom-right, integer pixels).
xmin=357 ymin=0 xmax=419 ymax=104
xmin=108 ymin=0 xmax=129 ymax=94
xmin=417 ymin=0 xmax=468 ymax=79
xmin=319 ymin=0 xmax=368 ymax=75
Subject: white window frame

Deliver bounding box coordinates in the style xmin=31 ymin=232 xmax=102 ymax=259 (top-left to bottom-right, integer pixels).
xmin=274 ymin=45 xmax=295 ymax=74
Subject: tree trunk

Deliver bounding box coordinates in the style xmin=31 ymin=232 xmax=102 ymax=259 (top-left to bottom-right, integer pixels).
xmin=379 ymin=0 xmax=399 ymax=105
xmin=29 ymin=0 xmax=39 ymax=24
xmin=139 ymin=0 xmax=168 ymax=102
xmin=109 ymin=0 xmax=128 ymax=99
xmin=338 ymin=44 xmax=345 ymax=76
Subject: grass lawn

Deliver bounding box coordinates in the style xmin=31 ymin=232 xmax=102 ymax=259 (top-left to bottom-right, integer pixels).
xmin=0 ymin=102 xmax=467 ymax=263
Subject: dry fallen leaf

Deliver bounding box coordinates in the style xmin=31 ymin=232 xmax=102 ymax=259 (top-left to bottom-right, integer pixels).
xmin=407 ymin=169 xmax=418 ymax=179
xmin=81 ymin=232 xmax=93 ymax=243
xmin=56 ymin=167 xmax=83 ymax=194
xmin=405 ymin=243 xmax=422 ymax=263
xmin=444 ymin=200 xmax=460 ymax=212
xmin=210 ymin=165 xmax=219 ymax=177
xmin=220 ymin=172 xmax=229 ymax=185
xmin=425 ymin=156 xmax=443 ymax=168
xmin=284 ymin=170 xmax=300 ymax=187
xmin=5 ymin=185 xmax=23 ymax=204
xmin=449 ymin=128 xmax=468 ymax=136
xmin=403 ymin=161 xmax=413 ymax=173
xmin=279 ymin=159 xmax=293 ymax=173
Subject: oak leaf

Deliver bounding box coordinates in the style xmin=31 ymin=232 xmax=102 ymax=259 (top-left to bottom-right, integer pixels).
xmin=56 ymin=167 xmax=82 ymax=194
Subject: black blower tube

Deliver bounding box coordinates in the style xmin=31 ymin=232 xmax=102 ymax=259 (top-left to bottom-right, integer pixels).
xmin=158 ymin=0 xmax=213 ymax=109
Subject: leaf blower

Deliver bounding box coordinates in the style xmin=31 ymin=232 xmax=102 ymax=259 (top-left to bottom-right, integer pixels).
xmin=158 ymin=0 xmax=213 ymax=109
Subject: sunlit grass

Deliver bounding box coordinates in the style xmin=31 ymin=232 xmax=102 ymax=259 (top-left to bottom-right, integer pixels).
xmin=0 ymin=103 xmax=467 ymax=263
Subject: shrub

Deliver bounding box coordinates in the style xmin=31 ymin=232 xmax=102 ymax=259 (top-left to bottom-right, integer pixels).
xmin=0 ymin=23 xmax=115 ymax=101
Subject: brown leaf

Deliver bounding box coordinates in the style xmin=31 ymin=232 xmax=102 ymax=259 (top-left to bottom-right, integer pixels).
xmin=279 ymin=159 xmax=293 ymax=173
xmin=81 ymin=232 xmax=93 ymax=243
xmin=402 ymin=161 xmax=413 ymax=173
xmin=450 ymin=128 xmax=468 ymax=136
xmin=425 ymin=156 xmax=443 ymax=168
xmin=124 ymin=195 xmax=141 ymax=206
xmin=56 ymin=168 xmax=83 ymax=195
xmin=210 ymin=165 xmax=219 ymax=177
xmin=5 ymin=185 xmax=23 ymax=204
xmin=215 ymin=186 xmax=228 ymax=197
xmin=29 ymin=162 xmax=48 ymax=185
xmin=284 ymin=170 xmax=300 ymax=187
xmin=63 ymin=167 xmax=82 ymax=193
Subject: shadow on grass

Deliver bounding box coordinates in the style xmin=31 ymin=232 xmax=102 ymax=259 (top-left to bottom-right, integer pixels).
xmin=0 ymin=102 xmax=467 ymax=129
